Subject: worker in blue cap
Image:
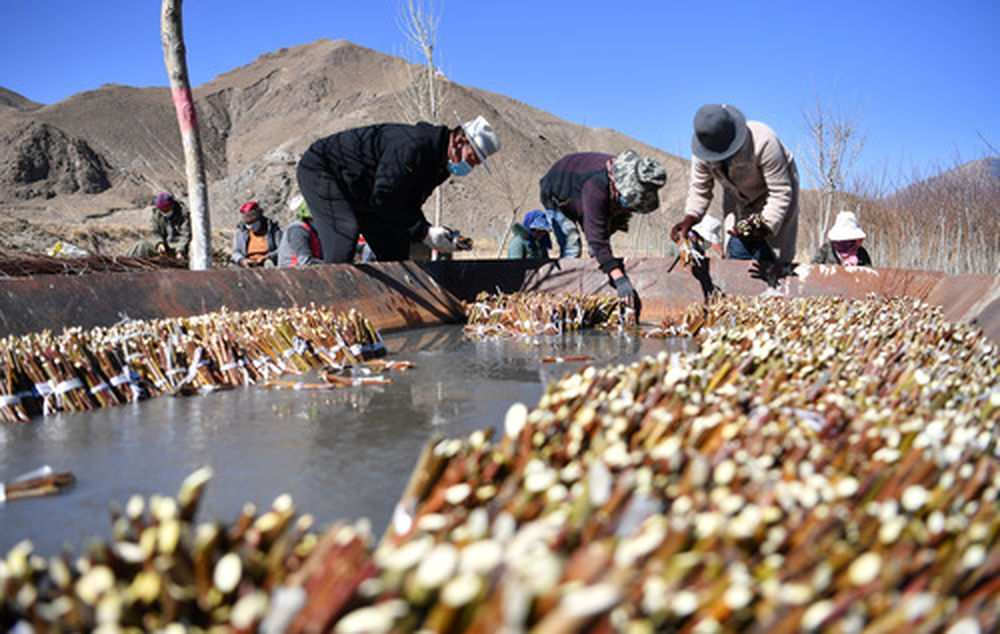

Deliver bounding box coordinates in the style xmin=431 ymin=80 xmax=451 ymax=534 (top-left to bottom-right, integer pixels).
xmin=507 ymin=210 xmax=552 ymax=259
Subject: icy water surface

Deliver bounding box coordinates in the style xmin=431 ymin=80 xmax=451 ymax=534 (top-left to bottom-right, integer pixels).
xmin=1 ymin=325 xmax=687 ymax=554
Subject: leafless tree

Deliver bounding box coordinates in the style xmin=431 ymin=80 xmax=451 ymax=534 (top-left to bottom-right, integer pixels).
xmin=884 ymin=157 xmax=1000 ymax=274
xmin=396 ymin=0 xmax=448 ymax=250
xmin=482 ymin=153 xmax=527 ymax=257
xmin=802 ymin=93 xmax=867 ymax=251
xmin=160 ymin=0 xmax=211 ymax=270
xmin=396 ymin=0 xmax=446 ymax=124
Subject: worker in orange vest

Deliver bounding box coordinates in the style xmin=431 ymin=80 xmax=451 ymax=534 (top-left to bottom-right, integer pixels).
xmin=231 ymin=201 xmax=282 ymax=268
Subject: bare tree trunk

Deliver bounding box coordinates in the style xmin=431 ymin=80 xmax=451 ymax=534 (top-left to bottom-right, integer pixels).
xmin=496 ymin=206 xmax=519 ymax=258
xmin=434 ymin=189 xmax=442 ymax=228
xmin=161 ymin=0 xmax=211 ymax=270
xmin=425 ymin=45 xmax=437 ymax=125
xmin=398 ymin=0 xmax=444 ymax=258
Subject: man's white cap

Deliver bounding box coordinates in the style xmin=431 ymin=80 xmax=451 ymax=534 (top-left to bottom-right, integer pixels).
xmin=288 ymin=194 xmax=305 ymax=213
xmin=457 ymin=113 xmax=500 ymax=174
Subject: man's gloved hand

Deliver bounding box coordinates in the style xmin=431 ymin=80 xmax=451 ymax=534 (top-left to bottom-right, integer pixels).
xmin=731 ymin=213 xmax=770 ymax=239
xmin=423 ymin=226 xmax=462 ymax=253
xmin=670 ymin=215 xmax=697 ymax=243
xmin=612 ymin=274 xmax=642 ymax=324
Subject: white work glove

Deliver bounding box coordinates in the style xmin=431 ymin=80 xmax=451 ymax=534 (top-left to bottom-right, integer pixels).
xmin=423 ymin=225 xmax=462 ymax=253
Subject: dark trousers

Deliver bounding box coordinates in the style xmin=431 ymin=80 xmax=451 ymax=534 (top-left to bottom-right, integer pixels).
xmin=726 ymin=236 xmax=776 ymax=262
xmin=296 ymin=155 xmax=411 ymax=262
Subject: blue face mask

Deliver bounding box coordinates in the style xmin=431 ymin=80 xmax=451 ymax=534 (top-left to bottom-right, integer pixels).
xmin=619 ymin=195 xmax=630 ymax=209
xmin=247 ymin=220 xmax=263 ymax=232
xmin=448 ymin=160 xmax=472 ymax=177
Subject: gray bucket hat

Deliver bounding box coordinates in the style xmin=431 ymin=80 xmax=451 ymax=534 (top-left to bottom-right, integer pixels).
xmin=609 ymin=150 xmax=667 ymax=214
xmin=691 ymin=104 xmax=748 ymax=162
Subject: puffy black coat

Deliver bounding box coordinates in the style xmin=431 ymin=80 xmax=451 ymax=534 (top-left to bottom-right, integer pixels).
xmin=299 ymin=122 xmax=451 ymax=242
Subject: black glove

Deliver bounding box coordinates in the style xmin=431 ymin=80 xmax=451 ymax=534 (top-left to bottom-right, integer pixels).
xmin=612 ymin=275 xmax=635 ymax=298
xmin=612 ymin=275 xmax=642 ymax=324
xmin=670 ymin=215 xmax=697 ymax=243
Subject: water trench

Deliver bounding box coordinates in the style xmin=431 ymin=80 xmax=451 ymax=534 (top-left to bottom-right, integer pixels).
xmin=0 ymin=325 xmax=689 ymax=555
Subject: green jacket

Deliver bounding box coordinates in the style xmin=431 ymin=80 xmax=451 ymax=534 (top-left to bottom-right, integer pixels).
xmin=150 ymin=203 xmax=192 ymax=256
xmin=507 ymin=223 xmax=549 ymax=259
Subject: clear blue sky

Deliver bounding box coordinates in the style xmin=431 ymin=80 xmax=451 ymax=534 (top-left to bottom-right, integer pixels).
xmin=2 ymin=1 xmax=998 ymax=186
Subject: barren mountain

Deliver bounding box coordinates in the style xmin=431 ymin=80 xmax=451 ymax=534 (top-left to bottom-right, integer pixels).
xmin=0 ymin=87 xmax=42 ymax=112
xmin=0 ymin=39 xmax=692 ymax=258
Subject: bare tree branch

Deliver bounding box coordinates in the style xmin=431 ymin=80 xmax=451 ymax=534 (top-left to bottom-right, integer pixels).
xmin=801 ymin=91 xmax=867 ymax=252
xmin=976 ymin=128 xmax=999 ymax=156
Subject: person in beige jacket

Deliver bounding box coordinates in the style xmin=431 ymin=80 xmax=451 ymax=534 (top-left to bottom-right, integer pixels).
xmin=670 ymin=104 xmax=799 ymax=263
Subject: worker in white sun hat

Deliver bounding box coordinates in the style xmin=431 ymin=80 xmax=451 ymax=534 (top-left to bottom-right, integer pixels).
xmin=811 ymin=210 xmax=872 ymax=266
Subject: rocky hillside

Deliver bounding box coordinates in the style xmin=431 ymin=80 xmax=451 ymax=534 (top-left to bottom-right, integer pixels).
xmin=0 ymin=87 xmax=42 ymax=111
xmin=0 ymin=39 xmax=693 ymax=258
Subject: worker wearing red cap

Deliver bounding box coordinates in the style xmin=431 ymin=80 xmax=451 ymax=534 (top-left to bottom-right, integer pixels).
xmin=231 ymin=201 xmax=282 ymax=268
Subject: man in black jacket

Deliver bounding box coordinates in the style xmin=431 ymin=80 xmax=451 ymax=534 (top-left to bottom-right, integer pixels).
xmin=295 ymin=116 xmax=500 ymax=262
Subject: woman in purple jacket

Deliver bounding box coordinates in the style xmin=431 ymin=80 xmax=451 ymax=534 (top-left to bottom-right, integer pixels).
xmin=539 ymin=149 xmax=667 ymax=322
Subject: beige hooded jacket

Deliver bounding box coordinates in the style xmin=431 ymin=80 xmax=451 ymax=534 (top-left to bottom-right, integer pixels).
xmin=683 ymin=120 xmax=799 ymax=262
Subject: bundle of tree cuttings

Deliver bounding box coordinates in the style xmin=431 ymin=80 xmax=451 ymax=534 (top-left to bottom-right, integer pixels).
xmin=0 ymin=467 xmax=322 ymax=631
xmin=464 ymin=290 xmax=626 ymax=338
xmin=0 ymin=304 xmax=385 ymax=423
xmin=0 ymin=253 xmax=187 ymax=278
xmin=642 ymin=300 xmax=713 ymax=338
xmin=1 ymin=465 xmax=75 ymax=502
